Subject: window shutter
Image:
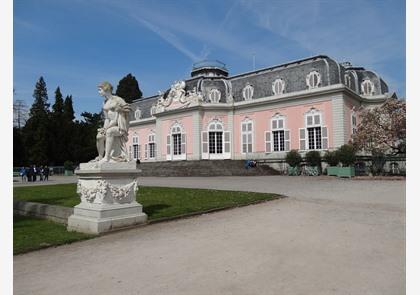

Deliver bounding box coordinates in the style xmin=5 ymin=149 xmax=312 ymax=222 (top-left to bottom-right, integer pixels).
xmin=299 ymin=128 xmax=306 ymax=150
xmin=202 ymin=131 xmax=208 ymax=159
xmin=181 ymin=133 xmax=186 ymax=154
xmin=166 ymin=135 xmax=171 ymax=155
xmin=129 ymin=146 xmax=132 ymax=160
xmin=144 ymin=144 xmax=148 ymax=159
xmin=265 ymin=131 xmax=271 ymax=153
xmin=139 ymin=145 xmax=141 ymax=160
xmin=321 ymin=126 xmax=328 ymax=149
xmin=284 ymin=130 xmax=290 ymax=151
xmin=224 ymin=131 xmax=231 ymax=153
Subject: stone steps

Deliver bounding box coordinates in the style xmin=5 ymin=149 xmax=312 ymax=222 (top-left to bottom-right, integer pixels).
xmin=137 ymin=160 xmax=279 ymax=177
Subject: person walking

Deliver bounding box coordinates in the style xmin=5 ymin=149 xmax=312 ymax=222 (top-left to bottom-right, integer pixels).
xmin=43 ymin=165 xmax=50 ymax=181
xmin=19 ymin=166 xmax=26 ymax=182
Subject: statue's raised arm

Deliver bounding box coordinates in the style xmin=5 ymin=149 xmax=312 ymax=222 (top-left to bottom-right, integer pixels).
xmin=93 ymin=81 xmax=132 ymax=163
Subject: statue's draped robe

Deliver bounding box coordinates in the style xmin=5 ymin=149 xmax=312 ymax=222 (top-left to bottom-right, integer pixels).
xmin=112 ymin=97 xmax=131 ymax=161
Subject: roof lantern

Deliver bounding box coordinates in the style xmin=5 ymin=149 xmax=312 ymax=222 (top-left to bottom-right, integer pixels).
xmin=191 ymin=60 xmax=229 ymax=78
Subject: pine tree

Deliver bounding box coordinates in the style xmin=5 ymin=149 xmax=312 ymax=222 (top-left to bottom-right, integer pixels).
xmin=23 ymin=76 xmax=50 ymax=165
xmin=50 ymin=87 xmax=66 ymax=165
xmin=116 ymin=73 xmax=142 ymax=103
xmin=63 ymin=95 xmax=75 ymax=121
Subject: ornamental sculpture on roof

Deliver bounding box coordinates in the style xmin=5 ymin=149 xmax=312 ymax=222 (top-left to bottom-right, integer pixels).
xmin=152 ymin=80 xmax=203 ymax=114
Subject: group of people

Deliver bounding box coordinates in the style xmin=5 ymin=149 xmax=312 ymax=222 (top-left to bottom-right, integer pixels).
xmin=19 ymin=165 xmax=50 ymax=182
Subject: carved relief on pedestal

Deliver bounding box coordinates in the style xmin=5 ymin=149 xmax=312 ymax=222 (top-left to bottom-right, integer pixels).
xmin=77 ymin=179 xmax=138 ymax=204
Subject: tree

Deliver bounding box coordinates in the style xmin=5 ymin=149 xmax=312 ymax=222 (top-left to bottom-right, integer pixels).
xmin=352 ymin=99 xmax=406 ymax=155
xmin=63 ymin=95 xmax=75 ymax=121
xmin=23 ymin=76 xmax=51 ymax=164
xmin=116 ymin=73 xmax=142 ymax=103
xmin=50 ymin=87 xmax=66 ymax=165
xmin=13 ymin=99 xmax=29 ymax=129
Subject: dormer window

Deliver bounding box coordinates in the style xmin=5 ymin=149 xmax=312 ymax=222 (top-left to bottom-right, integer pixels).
xmin=242 ymin=84 xmax=254 ymax=101
xmin=306 ymin=71 xmax=321 ymax=89
xmin=344 ymin=74 xmax=351 ymax=87
xmin=209 ymin=88 xmax=221 ymax=103
xmin=272 ymin=78 xmax=285 ymax=95
xmin=361 ymin=79 xmax=375 ymax=96
xmin=134 ymin=108 xmax=142 ymax=120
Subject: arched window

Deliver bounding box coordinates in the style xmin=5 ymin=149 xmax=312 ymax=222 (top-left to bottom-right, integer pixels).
xmin=361 ymin=79 xmax=374 ymax=96
xmin=306 ymin=71 xmax=321 ymax=89
xmin=201 ymin=119 xmax=231 ymax=159
xmin=272 ymin=78 xmax=285 ymax=95
xmin=344 ymin=74 xmax=351 ymax=87
xmin=242 ymin=84 xmax=254 ymax=101
xmin=146 ymin=132 xmax=156 ymax=159
xmin=166 ymin=122 xmax=186 ymax=160
xmin=209 ymin=88 xmax=221 ymax=103
xmin=241 ymin=118 xmax=253 ymax=154
xmin=134 ymin=108 xmax=142 ymax=120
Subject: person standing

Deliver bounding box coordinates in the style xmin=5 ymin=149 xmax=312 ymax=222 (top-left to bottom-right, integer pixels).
xmin=43 ymin=166 xmax=49 ymax=181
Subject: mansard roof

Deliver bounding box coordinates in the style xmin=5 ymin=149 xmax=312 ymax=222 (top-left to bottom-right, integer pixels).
xmin=130 ymin=54 xmax=392 ymax=119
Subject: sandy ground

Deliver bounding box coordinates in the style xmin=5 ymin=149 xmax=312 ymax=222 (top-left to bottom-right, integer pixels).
xmin=13 ymin=176 xmax=405 ymax=295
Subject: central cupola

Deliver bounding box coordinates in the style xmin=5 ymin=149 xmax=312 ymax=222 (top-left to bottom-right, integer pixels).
xmin=191 ymin=60 xmax=229 ymax=78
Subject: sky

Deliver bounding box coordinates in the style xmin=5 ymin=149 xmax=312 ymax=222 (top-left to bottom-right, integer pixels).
xmin=13 ymin=0 xmax=406 ymax=118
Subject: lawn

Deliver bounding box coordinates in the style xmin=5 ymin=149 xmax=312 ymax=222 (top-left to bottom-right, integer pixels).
xmin=14 ymin=215 xmax=93 ymax=255
xmin=14 ymin=184 xmax=281 ymax=220
xmin=14 ymin=184 xmax=281 ymax=254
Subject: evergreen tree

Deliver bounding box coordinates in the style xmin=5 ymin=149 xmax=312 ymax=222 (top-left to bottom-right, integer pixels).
xmin=50 ymin=87 xmax=66 ymax=165
xmin=116 ymin=73 xmax=142 ymax=103
xmin=23 ymin=76 xmax=50 ymax=165
xmin=63 ymin=95 xmax=75 ymax=121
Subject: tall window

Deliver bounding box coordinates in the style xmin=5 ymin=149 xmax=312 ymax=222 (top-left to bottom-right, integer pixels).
xmin=241 ymin=119 xmax=253 ymax=154
xmin=301 ymin=109 xmax=328 ymax=150
xmin=132 ymin=136 xmax=139 ymax=159
xmin=208 ymin=121 xmax=223 ymax=154
xmin=351 ymin=111 xmax=357 ymax=135
xmin=148 ymin=133 xmax=156 ymax=158
xmin=172 ymin=125 xmax=182 ymax=155
xmin=306 ymin=71 xmax=321 ymax=89
xmin=361 ymin=79 xmax=374 ymax=96
xmin=242 ymin=84 xmax=254 ymax=101
xmin=209 ymin=89 xmax=221 ymax=103
xmin=272 ymin=116 xmax=285 ymax=151
xmin=272 ymin=78 xmax=285 ymax=95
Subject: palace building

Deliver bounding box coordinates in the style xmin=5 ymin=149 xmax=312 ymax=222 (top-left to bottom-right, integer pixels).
xmin=127 ymin=55 xmax=396 ymax=162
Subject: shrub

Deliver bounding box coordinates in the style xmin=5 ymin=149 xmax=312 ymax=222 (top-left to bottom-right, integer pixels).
xmin=371 ymin=151 xmax=386 ymax=175
xmin=285 ymin=150 xmax=302 ymax=168
xmin=64 ymin=160 xmax=74 ymax=171
xmin=324 ymin=150 xmax=339 ymax=166
xmin=305 ymin=151 xmax=321 ymax=167
xmin=337 ymin=144 xmax=356 ymax=167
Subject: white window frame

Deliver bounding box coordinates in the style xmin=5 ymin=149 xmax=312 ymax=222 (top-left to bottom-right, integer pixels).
xmin=148 ymin=133 xmax=156 ymax=159
xmin=241 ymin=119 xmax=253 ymax=155
xmin=134 ymin=108 xmax=142 ymax=120
xmin=168 ymin=122 xmax=186 ymax=161
xmin=361 ymin=79 xmax=375 ymax=96
xmin=270 ymin=115 xmax=290 ymax=152
xmin=272 ymin=78 xmax=285 ymax=95
xmin=209 ymin=88 xmax=221 ymax=103
xmin=351 ymin=111 xmax=357 ymax=135
xmin=132 ymin=135 xmax=140 ymax=160
xmin=242 ymin=84 xmax=254 ymax=101
xmin=303 ymin=109 xmax=328 ymax=150
xmin=205 ymin=119 xmax=231 ymax=160
xmin=306 ymin=71 xmax=321 ymax=89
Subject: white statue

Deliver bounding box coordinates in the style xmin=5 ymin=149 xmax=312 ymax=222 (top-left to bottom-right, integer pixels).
xmin=93 ymin=81 xmax=131 ymax=163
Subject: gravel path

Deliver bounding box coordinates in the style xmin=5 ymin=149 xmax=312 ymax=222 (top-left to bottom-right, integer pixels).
xmin=14 ymin=176 xmax=405 ymax=295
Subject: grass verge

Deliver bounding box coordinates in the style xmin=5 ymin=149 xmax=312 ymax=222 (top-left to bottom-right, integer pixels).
xmin=14 ymin=215 xmax=93 ymax=255
xmin=14 ymin=184 xmax=282 ymax=254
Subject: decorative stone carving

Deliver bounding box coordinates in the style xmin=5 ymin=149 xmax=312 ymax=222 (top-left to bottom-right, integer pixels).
xmin=152 ymin=81 xmax=203 ymax=114
xmin=76 ymin=179 xmax=137 ymax=204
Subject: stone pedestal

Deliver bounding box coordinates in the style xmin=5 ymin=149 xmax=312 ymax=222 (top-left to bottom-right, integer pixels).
xmin=67 ymin=161 xmax=147 ymax=234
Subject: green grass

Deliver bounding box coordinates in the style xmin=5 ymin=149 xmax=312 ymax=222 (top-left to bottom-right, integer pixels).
xmin=14 ymin=184 xmax=281 ymax=254
xmin=14 ymin=215 xmax=93 ymax=255
xmin=14 ymin=184 xmax=281 ymax=220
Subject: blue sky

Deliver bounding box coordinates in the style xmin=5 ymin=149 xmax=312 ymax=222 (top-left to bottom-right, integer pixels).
xmin=14 ymin=0 xmax=406 ymax=118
